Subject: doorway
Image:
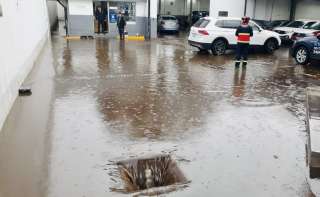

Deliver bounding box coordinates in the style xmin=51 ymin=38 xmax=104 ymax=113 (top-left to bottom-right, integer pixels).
xmin=93 ymin=1 xmax=109 ymax=34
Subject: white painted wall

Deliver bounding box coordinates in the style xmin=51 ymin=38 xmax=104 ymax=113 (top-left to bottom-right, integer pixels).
xmin=209 ymin=0 xmax=290 ymax=20
xmin=0 ymin=0 xmax=49 ymax=130
xmin=295 ymin=0 xmax=320 ymax=20
xmin=253 ymin=0 xmax=290 ymax=20
xmin=210 ymin=0 xmax=246 ymax=17
xmin=68 ymin=0 xmax=93 ymax=16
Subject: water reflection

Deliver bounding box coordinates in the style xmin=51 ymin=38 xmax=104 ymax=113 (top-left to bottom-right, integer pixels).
xmin=232 ymin=67 xmax=247 ymax=98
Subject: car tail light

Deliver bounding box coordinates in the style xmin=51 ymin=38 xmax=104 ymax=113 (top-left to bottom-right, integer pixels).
xmin=313 ymin=31 xmax=320 ymax=36
xmin=291 ymin=33 xmax=298 ymax=40
xmin=198 ymin=30 xmax=209 ymax=35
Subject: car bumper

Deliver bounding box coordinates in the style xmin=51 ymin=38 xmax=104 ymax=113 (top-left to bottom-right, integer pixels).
xmin=279 ymin=35 xmax=291 ymax=42
xmin=188 ymin=40 xmax=212 ymax=50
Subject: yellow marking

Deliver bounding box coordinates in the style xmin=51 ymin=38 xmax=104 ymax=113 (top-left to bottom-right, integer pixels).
xmin=64 ymin=36 xmax=81 ymax=40
xmin=117 ymin=35 xmax=145 ymax=41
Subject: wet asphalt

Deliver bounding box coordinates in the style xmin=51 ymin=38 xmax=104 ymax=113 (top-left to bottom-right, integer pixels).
xmin=1 ymin=31 xmax=320 ymax=197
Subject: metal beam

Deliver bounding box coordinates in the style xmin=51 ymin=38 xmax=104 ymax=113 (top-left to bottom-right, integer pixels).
xmin=290 ymin=0 xmax=297 ymax=20
xmin=244 ymin=0 xmax=247 ymax=16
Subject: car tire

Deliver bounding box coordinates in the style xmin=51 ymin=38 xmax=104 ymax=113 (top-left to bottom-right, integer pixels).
xmin=294 ymin=46 xmax=309 ymax=65
xmin=211 ymin=39 xmax=227 ymax=55
xmin=264 ymin=38 xmax=278 ymax=53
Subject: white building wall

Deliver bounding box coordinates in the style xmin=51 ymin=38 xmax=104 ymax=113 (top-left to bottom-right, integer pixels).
xmin=295 ymin=0 xmax=320 ymax=20
xmin=209 ymin=0 xmax=290 ymax=20
xmin=253 ymin=0 xmax=290 ymax=20
xmin=0 ymin=0 xmax=50 ymax=130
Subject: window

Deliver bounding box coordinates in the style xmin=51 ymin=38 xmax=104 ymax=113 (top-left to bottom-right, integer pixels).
xmin=249 ymin=22 xmax=260 ymax=31
xmin=218 ymin=11 xmax=228 ymax=17
xmin=309 ymin=23 xmax=320 ymax=30
xmin=217 ymin=20 xmax=241 ymax=29
xmin=303 ymin=22 xmax=317 ymax=29
xmin=193 ymin=18 xmax=210 ymax=28
xmin=109 ymin=2 xmax=136 ymax=22
xmin=287 ymin=21 xmax=304 ymax=28
xmin=162 ymin=16 xmax=176 ymax=20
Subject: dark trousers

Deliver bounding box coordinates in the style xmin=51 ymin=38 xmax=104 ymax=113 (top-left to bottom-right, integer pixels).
xmin=236 ymin=43 xmax=249 ymax=61
xmin=118 ymin=28 xmax=125 ymax=39
xmin=97 ymin=21 xmax=105 ymax=33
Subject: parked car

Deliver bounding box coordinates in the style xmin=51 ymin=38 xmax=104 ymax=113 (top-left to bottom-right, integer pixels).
xmin=188 ymin=17 xmax=281 ymax=55
xmin=158 ymin=15 xmax=179 ymax=33
xmin=269 ymin=20 xmax=291 ymax=29
xmin=252 ymin=19 xmax=273 ymax=30
xmin=273 ymin=20 xmax=318 ymax=43
xmin=290 ymin=33 xmax=320 ymax=65
xmin=291 ymin=22 xmax=320 ymax=41
xmin=192 ymin=11 xmax=209 ymax=25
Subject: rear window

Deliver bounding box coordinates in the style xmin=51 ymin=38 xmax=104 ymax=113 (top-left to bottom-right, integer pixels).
xmin=309 ymin=23 xmax=320 ymax=30
xmin=303 ymin=22 xmax=317 ymax=29
xmin=287 ymin=21 xmax=304 ymax=28
xmin=194 ymin=18 xmax=210 ymax=28
xmin=162 ymin=16 xmax=176 ymax=20
xmin=215 ymin=20 xmax=241 ymax=29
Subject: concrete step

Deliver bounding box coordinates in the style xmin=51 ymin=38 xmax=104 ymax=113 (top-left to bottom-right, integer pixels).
xmin=306 ymin=87 xmax=320 ymax=178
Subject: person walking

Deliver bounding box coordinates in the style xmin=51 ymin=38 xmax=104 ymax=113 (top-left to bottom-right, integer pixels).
xmin=235 ymin=17 xmax=253 ymax=68
xmin=95 ymin=7 xmax=106 ymax=34
xmin=117 ymin=12 xmax=126 ymax=40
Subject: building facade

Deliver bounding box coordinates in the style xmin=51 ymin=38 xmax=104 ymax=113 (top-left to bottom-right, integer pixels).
xmin=67 ymin=0 xmax=158 ymax=38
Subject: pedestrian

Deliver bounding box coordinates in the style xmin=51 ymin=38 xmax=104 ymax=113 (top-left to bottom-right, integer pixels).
xmin=117 ymin=12 xmax=126 ymax=40
xmin=95 ymin=7 xmax=106 ymax=34
xmin=235 ymin=16 xmax=253 ymax=68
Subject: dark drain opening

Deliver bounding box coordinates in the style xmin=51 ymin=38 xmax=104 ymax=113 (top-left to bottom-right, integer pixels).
xmin=111 ymin=155 xmax=188 ymax=194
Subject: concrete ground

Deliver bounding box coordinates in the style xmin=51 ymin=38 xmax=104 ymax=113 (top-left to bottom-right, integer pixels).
xmin=1 ymin=31 xmax=320 ymax=197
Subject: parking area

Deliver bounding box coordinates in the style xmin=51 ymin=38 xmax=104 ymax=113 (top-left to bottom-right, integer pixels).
xmin=1 ymin=32 xmax=320 ymax=196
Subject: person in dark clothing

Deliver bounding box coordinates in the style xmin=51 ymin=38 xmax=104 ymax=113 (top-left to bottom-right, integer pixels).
xmin=235 ymin=17 xmax=253 ymax=68
xmin=117 ymin=12 xmax=126 ymax=40
xmin=95 ymin=7 xmax=106 ymax=34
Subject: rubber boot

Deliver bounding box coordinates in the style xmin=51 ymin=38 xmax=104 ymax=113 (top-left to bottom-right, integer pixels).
xmin=235 ymin=61 xmax=241 ymax=68
xmin=242 ymin=61 xmax=247 ymax=68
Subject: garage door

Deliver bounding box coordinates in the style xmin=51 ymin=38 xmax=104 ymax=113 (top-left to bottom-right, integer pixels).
xmin=295 ymin=0 xmax=320 ymax=20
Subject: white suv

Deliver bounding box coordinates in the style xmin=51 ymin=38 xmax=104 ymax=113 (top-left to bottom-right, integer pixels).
xmin=188 ymin=17 xmax=281 ymax=55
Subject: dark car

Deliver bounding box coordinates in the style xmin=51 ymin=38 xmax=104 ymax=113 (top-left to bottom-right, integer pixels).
xmin=192 ymin=11 xmax=209 ymax=25
xmin=290 ymin=33 xmax=320 ymax=65
xmin=269 ymin=20 xmax=291 ymax=29
xmin=252 ymin=19 xmax=272 ymax=30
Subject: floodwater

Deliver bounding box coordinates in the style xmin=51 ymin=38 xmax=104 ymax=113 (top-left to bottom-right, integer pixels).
xmin=1 ymin=31 xmax=320 ymax=197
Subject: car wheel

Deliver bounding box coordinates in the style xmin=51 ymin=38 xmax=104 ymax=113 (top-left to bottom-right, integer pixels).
xmin=264 ymin=39 xmax=278 ymax=53
xmin=211 ymin=39 xmax=227 ymax=55
xmin=295 ymin=46 xmax=309 ymax=65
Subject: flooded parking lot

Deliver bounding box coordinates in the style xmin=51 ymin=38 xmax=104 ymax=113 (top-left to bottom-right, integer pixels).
xmin=1 ymin=33 xmax=320 ymax=197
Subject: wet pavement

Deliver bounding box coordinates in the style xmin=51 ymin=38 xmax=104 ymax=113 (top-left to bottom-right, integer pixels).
xmin=1 ymin=31 xmax=320 ymax=196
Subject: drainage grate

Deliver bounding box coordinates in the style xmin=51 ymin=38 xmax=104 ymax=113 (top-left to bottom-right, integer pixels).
xmin=110 ymin=155 xmax=189 ymax=195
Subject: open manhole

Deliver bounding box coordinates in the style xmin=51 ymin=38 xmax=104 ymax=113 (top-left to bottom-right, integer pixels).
xmin=110 ymin=154 xmax=189 ymax=195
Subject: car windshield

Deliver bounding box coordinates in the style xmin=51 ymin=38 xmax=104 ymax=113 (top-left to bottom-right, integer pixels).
xmin=280 ymin=21 xmax=291 ymax=27
xmin=308 ymin=22 xmax=320 ymax=30
xmin=194 ymin=18 xmax=210 ymax=28
xmin=286 ymin=21 xmax=304 ymax=28
xmin=162 ymin=16 xmax=176 ymax=20
xmin=303 ymin=22 xmax=317 ymax=29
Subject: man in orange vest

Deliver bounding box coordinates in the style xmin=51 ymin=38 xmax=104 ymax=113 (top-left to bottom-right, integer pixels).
xmin=235 ymin=17 xmax=253 ymax=68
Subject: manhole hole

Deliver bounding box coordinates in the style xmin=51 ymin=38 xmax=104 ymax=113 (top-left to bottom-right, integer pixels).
xmin=110 ymin=154 xmax=189 ymax=195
